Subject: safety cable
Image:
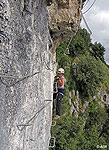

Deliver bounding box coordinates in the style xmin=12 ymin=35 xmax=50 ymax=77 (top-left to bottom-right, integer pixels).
xmin=82 ymin=0 xmax=97 ymax=14
xmin=0 ymin=51 xmax=55 ymax=87
xmin=17 ymin=101 xmax=52 ymax=131
xmin=0 ymin=74 xmax=24 ymax=79
xmin=83 ymin=0 xmax=90 ymax=8
xmin=0 ymin=70 xmax=40 ymax=87
xmin=64 ymin=35 xmax=73 ymax=55
xmin=66 ymin=35 xmax=73 ymax=51
xmin=81 ymin=12 xmax=92 ymax=34
xmin=0 ymin=51 xmax=54 ymax=86
xmin=0 ymin=79 xmax=10 ymax=87
xmin=44 ymin=60 xmax=53 ymax=71
xmin=40 ymin=54 xmax=53 ymax=71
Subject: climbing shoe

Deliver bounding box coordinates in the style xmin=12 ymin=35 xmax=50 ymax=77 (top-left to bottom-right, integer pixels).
xmin=54 ymin=115 xmax=60 ymax=120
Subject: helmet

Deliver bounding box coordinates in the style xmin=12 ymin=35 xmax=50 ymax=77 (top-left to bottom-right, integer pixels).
xmin=58 ymin=68 xmax=64 ymax=74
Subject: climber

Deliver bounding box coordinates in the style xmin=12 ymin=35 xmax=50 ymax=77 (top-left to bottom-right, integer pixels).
xmin=53 ymin=68 xmax=65 ymax=120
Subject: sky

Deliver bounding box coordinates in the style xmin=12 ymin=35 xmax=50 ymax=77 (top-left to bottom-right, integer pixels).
xmin=80 ymin=0 xmax=109 ymax=65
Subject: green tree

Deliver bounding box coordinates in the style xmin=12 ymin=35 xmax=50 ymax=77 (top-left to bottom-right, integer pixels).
xmin=52 ymin=115 xmax=86 ymax=150
xmin=85 ymin=101 xmax=108 ymax=129
xmin=71 ymin=55 xmax=106 ymax=99
xmin=90 ymin=42 xmax=106 ymax=63
xmin=52 ymin=28 xmax=109 ymax=150
xmin=68 ymin=28 xmax=91 ymax=58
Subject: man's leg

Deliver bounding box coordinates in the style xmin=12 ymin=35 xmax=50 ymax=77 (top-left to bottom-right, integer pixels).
xmin=56 ymin=93 xmax=63 ymax=116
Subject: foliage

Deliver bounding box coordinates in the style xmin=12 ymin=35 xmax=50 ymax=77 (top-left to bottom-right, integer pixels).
xmin=90 ymin=42 xmax=106 ymax=63
xmin=68 ymin=28 xmax=91 ymax=57
xmin=56 ymin=28 xmax=107 ymax=99
xmin=51 ymin=101 xmax=108 ymax=150
xmin=52 ymin=28 xmax=109 ymax=150
xmin=85 ymin=101 xmax=108 ymax=130
xmin=71 ymin=55 xmax=106 ymax=98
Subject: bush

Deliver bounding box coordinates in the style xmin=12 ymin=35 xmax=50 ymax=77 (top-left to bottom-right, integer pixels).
xmin=90 ymin=42 xmax=106 ymax=63
xmin=69 ymin=28 xmax=91 ymax=58
xmin=52 ymin=28 xmax=109 ymax=150
xmin=71 ymin=55 xmax=106 ymax=98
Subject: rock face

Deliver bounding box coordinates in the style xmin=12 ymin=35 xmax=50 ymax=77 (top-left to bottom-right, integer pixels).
xmin=0 ymin=0 xmax=83 ymax=150
xmin=69 ymin=90 xmax=81 ymax=117
xmin=97 ymin=89 xmax=109 ymax=108
xmin=47 ymin=0 xmax=83 ymax=51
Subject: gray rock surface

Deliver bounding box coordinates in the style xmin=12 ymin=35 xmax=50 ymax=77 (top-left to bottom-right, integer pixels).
xmin=0 ymin=1 xmax=53 ymax=149
xmin=0 ymin=0 xmax=83 ymax=149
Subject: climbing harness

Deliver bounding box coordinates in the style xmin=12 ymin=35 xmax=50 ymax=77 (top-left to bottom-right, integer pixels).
xmin=53 ymin=74 xmax=64 ymax=94
xmin=58 ymin=92 xmax=64 ymax=97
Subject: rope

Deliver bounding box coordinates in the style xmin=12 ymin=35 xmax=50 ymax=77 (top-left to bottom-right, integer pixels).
xmin=17 ymin=101 xmax=51 ymax=131
xmin=82 ymin=0 xmax=97 ymax=14
xmin=81 ymin=12 xmax=92 ymax=35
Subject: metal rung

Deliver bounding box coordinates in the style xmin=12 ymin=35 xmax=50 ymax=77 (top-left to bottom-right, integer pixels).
xmin=44 ymin=99 xmax=52 ymax=102
xmin=17 ymin=101 xmax=51 ymax=131
xmin=17 ymin=124 xmax=32 ymax=131
xmin=51 ymin=121 xmax=56 ymax=127
xmin=17 ymin=124 xmax=32 ymax=126
xmin=49 ymin=137 xmax=56 ymax=148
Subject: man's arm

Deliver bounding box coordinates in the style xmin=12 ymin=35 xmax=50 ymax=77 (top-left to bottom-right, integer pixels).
xmin=58 ymin=78 xmax=64 ymax=86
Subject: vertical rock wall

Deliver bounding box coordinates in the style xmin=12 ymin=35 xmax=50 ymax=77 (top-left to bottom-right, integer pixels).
xmin=0 ymin=0 xmax=83 ymax=150
xmin=47 ymin=0 xmax=83 ymax=44
xmin=0 ymin=0 xmax=53 ymax=150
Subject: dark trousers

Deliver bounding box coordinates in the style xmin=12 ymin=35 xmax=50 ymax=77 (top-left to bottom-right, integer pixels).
xmin=53 ymin=89 xmax=64 ymax=116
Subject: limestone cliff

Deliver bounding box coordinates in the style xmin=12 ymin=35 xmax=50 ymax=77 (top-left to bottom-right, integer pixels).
xmin=0 ymin=0 xmax=84 ymax=150
xmin=47 ymin=0 xmax=83 ymax=52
